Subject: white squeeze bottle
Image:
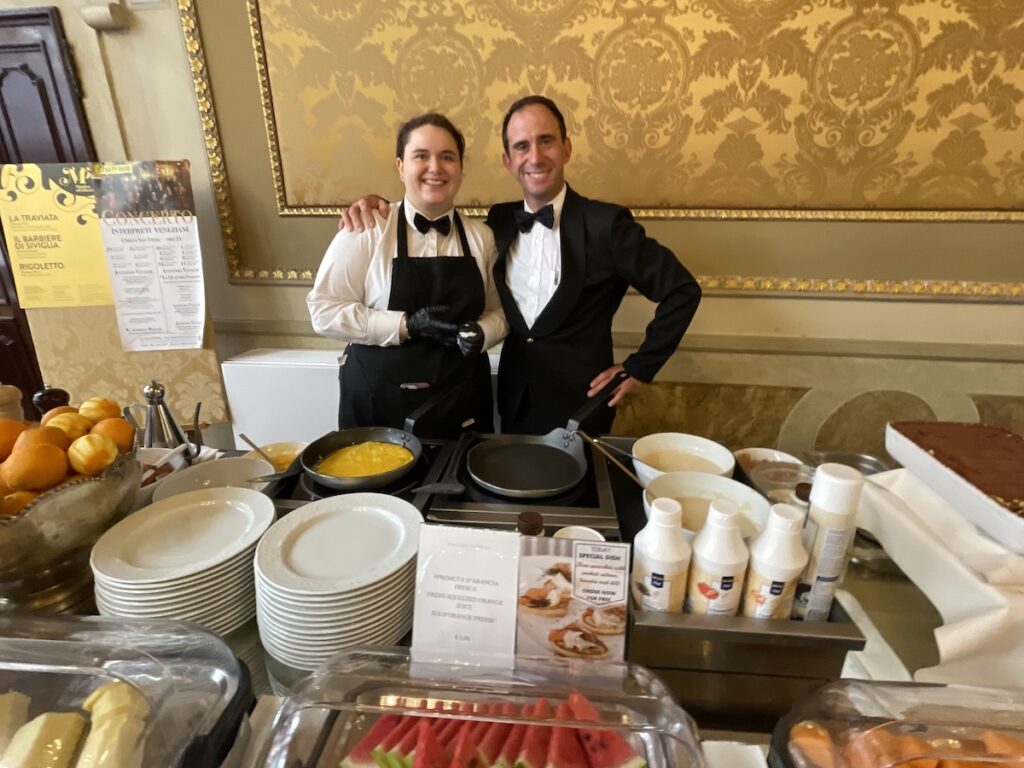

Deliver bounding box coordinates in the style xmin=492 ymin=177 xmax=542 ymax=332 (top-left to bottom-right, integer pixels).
xmin=685 ymin=500 xmax=749 ymax=615
xmin=631 ymin=498 xmax=691 ymax=613
xmin=793 ymin=463 xmax=864 ymax=621
xmin=741 ymin=504 xmax=808 ymax=619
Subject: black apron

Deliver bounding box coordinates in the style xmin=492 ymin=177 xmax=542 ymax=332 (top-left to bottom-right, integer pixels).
xmin=339 ymin=205 xmax=493 ymax=437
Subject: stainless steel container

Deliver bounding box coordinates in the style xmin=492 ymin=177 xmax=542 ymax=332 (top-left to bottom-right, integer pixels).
xmin=627 ymin=600 xmax=865 ymax=731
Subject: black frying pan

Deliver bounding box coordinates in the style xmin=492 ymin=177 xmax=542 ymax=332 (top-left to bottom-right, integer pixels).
xmin=252 ymin=426 xmax=423 ymax=491
xmin=466 ymin=370 xmax=629 ymax=498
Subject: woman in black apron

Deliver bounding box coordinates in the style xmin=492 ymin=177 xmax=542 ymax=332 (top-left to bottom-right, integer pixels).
xmin=307 ymin=114 xmax=507 ymax=438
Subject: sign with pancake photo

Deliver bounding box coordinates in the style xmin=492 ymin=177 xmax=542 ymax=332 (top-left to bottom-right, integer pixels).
xmin=516 ymin=537 xmax=630 ymax=661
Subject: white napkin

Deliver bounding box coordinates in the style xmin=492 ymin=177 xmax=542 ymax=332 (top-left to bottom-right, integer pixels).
xmin=858 ymin=470 xmax=1024 ymax=687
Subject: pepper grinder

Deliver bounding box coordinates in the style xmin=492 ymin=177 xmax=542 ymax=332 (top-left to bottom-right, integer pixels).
xmin=141 ymin=380 xmax=192 ymax=453
xmin=32 ymin=385 xmax=70 ymax=419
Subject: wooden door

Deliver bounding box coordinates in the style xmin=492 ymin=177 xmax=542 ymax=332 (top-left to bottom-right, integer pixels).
xmin=0 ymin=7 xmax=96 ymax=417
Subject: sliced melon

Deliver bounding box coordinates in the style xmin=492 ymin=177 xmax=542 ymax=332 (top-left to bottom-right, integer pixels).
xmin=341 ymin=714 xmax=402 ymax=768
xmin=514 ymin=698 xmax=552 ymax=768
xmin=566 ymin=692 xmax=646 ymax=768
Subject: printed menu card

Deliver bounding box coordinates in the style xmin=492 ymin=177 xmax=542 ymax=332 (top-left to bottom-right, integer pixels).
xmin=517 ymin=537 xmax=630 ymax=660
xmin=412 ymin=524 xmax=520 ymax=666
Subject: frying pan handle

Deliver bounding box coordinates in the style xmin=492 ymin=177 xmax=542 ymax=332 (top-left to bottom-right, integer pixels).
xmin=566 ymin=369 xmax=629 ymax=434
xmin=403 ymin=376 xmax=469 ymax=434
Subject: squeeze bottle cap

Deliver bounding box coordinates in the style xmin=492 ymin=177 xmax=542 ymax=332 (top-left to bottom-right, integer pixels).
xmin=767 ymin=503 xmax=805 ymax=533
xmin=650 ymin=497 xmax=682 ymax=526
xmin=706 ymin=499 xmax=740 ymax=529
xmin=809 ymin=463 xmax=864 ymax=516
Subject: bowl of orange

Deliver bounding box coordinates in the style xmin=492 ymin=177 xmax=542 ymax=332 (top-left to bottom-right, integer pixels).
xmin=0 ymin=400 xmax=141 ymax=583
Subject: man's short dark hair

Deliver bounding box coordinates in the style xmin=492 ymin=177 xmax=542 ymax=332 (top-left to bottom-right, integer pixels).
xmin=396 ymin=113 xmax=466 ymax=162
xmin=501 ymin=96 xmax=567 ymax=154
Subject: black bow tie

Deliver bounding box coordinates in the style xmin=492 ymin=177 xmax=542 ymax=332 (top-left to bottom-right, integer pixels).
xmin=513 ymin=204 xmax=554 ymax=234
xmin=413 ymin=212 xmax=451 ymax=237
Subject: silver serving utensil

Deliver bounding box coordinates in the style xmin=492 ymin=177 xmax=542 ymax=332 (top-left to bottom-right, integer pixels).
xmin=239 ymin=432 xmax=274 ymax=466
xmin=574 ymin=431 xmax=644 ymax=487
xmin=140 ymin=443 xmax=188 ymax=485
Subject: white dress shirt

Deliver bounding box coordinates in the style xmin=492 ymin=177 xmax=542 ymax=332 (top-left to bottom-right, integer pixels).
xmin=504 ymin=184 xmax=567 ymax=328
xmin=307 ymin=200 xmax=508 ymax=348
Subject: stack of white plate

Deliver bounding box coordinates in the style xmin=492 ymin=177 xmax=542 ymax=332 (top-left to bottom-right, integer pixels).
xmin=91 ymin=488 xmax=275 ymax=636
xmin=255 ymin=493 xmax=421 ymax=671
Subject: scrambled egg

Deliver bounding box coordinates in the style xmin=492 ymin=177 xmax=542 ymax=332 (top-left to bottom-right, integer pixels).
xmin=315 ymin=442 xmax=413 ymax=478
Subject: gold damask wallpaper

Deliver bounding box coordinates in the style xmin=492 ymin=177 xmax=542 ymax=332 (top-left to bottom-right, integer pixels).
xmin=251 ymin=0 xmax=1024 ymax=215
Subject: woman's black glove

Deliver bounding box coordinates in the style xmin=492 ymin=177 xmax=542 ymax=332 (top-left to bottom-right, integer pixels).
xmin=456 ymin=322 xmax=484 ymax=356
xmin=406 ymin=306 xmax=458 ymax=344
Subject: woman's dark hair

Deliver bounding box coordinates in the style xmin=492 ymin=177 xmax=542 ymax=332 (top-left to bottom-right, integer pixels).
xmin=396 ymin=113 xmax=466 ymax=162
xmin=501 ymin=96 xmax=567 ymax=154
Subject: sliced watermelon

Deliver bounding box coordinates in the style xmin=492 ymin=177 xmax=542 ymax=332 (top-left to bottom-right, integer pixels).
xmin=544 ymin=703 xmax=588 ymax=768
xmin=411 ymin=720 xmax=448 ymax=768
xmin=495 ymin=704 xmax=533 ymax=768
xmin=478 ymin=703 xmax=518 ymax=765
xmin=373 ymin=717 xmax=420 ymax=768
xmin=437 ymin=716 xmax=465 ymax=748
xmin=514 ymin=698 xmax=553 ymax=768
xmin=342 ymin=714 xmax=403 ymax=768
xmin=566 ymin=692 xmax=646 ymax=768
xmin=469 ymin=702 xmax=501 ymax=743
xmin=448 ymin=719 xmax=481 ymax=768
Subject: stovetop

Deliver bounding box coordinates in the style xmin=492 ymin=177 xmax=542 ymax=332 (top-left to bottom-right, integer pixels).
xmin=270 ymin=435 xmax=625 ymax=536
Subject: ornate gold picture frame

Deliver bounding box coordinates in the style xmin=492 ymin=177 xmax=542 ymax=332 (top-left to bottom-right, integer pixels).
xmin=179 ymin=0 xmax=1024 ymax=300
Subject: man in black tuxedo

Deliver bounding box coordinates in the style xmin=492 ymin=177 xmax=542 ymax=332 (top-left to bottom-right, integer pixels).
xmin=341 ymin=96 xmax=701 ymax=435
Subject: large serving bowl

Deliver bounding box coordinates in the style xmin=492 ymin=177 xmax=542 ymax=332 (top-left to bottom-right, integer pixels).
xmin=243 ymin=441 xmax=307 ymax=473
xmin=643 ymin=471 xmax=771 ymax=541
xmin=733 ymin=447 xmax=801 ymax=476
xmin=153 ymin=457 xmax=273 ymax=502
xmin=0 ymin=451 xmax=141 ymax=584
xmin=632 ymin=432 xmax=735 ymax=486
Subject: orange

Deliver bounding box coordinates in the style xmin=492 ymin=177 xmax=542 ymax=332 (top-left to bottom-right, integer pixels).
xmin=0 ymin=419 xmax=29 ymax=461
xmin=45 ymin=412 xmax=93 ymax=441
xmin=55 ymin=473 xmax=85 ymax=488
xmin=13 ymin=425 xmax=71 ymax=453
xmin=90 ymin=417 xmax=135 ymax=454
xmin=40 ymin=405 xmax=78 ymax=426
xmin=68 ymin=434 xmax=118 ymax=476
xmin=0 ymin=444 xmax=68 ymax=491
xmin=0 ymin=475 xmax=12 ymax=496
xmin=79 ymin=397 xmax=121 ymax=425
xmin=1 ymin=491 xmax=40 ymax=517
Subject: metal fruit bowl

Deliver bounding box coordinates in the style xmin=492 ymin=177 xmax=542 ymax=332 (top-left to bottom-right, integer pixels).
xmin=0 ymin=452 xmax=141 ymax=583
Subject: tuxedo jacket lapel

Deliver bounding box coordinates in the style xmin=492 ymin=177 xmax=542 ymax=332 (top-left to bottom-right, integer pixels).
xmin=530 ymin=186 xmax=586 ymax=338
xmin=491 ymin=207 xmax=531 ymax=336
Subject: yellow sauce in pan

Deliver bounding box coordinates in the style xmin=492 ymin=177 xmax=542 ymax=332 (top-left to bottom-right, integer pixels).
xmin=314 ymin=442 xmax=413 ymax=478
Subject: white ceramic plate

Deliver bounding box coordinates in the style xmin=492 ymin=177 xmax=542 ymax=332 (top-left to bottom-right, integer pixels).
xmin=93 ymin=544 xmax=258 ymax=593
xmin=97 ymin=577 xmax=253 ymax=614
xmin=153 ymin=457 xmax=274 ymax=502
xmin=253 ymin=575 xmax=415 ymax=619
xmin=255 ymin=493 xmax=421 ymax=594
xmin=92 ymin=487 xmax=274 ymax=583
xmin=255 ymin=589 xmax=411 ymax=631
xmin=258 ymin=608 xmax=412 ymax=655
xmin=96 ymin=592 xmax=256 ymax=632
xmin=94 ymin=552 xmax=257 ymax=600
xmin=259 ymin=620 xmax=412 ymax=672
xmin=253 ymin=557 xmax=415 ymax=604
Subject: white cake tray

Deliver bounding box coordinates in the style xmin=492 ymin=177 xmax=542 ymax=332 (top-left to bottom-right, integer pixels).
xmin=885 ymin=424 xmax=1024 ymax=554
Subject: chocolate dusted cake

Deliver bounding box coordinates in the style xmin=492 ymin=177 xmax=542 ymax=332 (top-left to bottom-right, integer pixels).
xmin=890 ymin=421 xmax=1024 ymax=516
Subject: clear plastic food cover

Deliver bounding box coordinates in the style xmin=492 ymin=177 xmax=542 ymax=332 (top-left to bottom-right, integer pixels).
xmin=261 ymin=647 xmax=704 ymax=768
xmin=0 ymin=613 xmax=245 ymax=767
xmin=771 ymin=680 xmax=1024 ymax=768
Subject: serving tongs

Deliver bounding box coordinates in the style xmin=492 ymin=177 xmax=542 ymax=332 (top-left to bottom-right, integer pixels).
xmin=573 ymin=434 xmax=643 ymax=487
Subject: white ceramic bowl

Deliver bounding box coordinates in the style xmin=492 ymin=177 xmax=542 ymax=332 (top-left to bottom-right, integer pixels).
xmin=242 ymin=441 xmax=308 ymax=473
xmin=632 ymin=433 xmax=734 ymax=486
xmin=733 ymin=447 xmax=801 ymax=475
xmin=643 ymin=471 xmax=771 ymax=541
xmin=552 ymin=526 xmax=605 ymax=542
xmin=135 ymin=447 xmax=190 ymax=509
xmin=153 ymin=457 xmax=273 ymax=502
